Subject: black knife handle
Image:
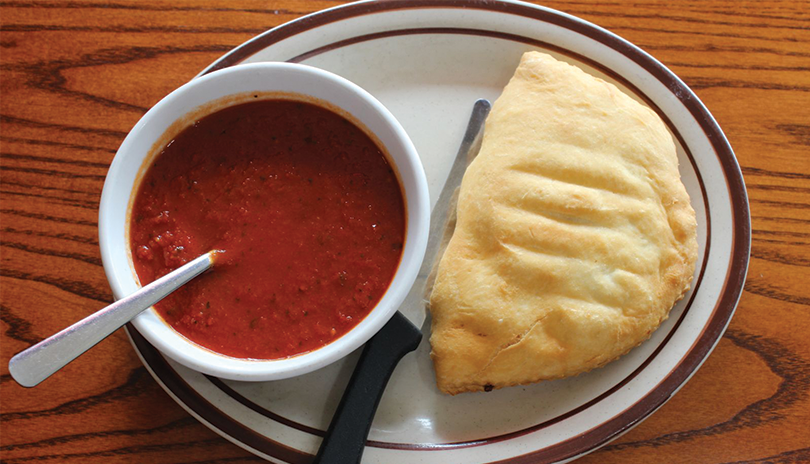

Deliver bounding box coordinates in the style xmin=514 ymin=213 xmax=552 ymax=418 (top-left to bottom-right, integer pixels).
xmin=313 ymin=311 xmax=422 ymax=464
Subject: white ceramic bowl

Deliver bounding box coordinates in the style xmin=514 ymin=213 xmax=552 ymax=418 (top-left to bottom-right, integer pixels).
xmin=99 ymin=62 xmax=430 ymax=381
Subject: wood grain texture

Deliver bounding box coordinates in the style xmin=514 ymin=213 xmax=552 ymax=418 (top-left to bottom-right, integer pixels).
xmin=1 ymin=1 xmax=808 ymax=463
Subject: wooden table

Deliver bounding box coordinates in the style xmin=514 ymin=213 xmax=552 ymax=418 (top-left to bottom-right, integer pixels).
xmin=2 ymin=1 xmax=808 ymax=463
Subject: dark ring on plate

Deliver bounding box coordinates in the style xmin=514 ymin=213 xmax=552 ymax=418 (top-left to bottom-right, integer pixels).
xmin=128 ymin=1 xmax=749 ymax=463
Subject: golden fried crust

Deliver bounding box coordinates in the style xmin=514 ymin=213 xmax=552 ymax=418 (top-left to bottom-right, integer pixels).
xmin=428 ymin=52 xmax=698 ymax=395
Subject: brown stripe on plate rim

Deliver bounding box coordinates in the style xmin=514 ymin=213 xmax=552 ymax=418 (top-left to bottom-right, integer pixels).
xmin=207 ymin=375 xmax=326 ymax=437
xmin=196 ymin=235 xmax=709 ymax=452
xmin=126 ymin=324 xmax=314 ymax=464
xmin=494 ymin=226 xmax=746 ymax=463
xmin=125 ymin=1 xmax=749 ymax=463
xmin=198 ymin=26 xmax=716 ymax=449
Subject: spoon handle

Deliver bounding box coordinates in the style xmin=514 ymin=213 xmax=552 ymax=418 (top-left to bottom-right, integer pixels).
xmin=8 ymin=252 xmax=215 ymax=388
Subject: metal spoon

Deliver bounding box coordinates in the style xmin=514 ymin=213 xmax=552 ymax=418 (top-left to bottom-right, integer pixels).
xmin=8 ymin=251 xmax=216 ymax=388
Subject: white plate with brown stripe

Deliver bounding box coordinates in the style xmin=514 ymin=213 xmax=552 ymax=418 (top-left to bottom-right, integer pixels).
xmin=125 ymin=1 xmax=750 ymax=463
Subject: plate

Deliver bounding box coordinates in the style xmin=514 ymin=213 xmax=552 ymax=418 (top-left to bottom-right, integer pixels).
xmin=124 ymin=1 xmax=750 ymax=463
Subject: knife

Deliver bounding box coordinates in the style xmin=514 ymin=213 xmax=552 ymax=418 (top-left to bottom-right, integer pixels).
xmin=312 ymin=98 xmax=491 ymax=464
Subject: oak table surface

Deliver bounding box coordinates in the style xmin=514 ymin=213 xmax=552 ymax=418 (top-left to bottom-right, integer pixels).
xmin=2 ymin=1 xmax=808 ymax=463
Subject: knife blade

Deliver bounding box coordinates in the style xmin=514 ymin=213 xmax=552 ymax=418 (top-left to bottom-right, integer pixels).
xmin=312 ymin=99 xmax=491 ymax=464
xmin=399 ymin=97 xmax=492 ymax=329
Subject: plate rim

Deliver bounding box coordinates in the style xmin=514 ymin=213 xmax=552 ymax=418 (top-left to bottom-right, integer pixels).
xmin=124 ymin=1 xmax=751 ymax=463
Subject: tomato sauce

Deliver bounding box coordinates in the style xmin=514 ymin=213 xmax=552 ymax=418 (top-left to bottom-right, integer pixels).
xmin=129 ymin=99 xmax=405 ymax=359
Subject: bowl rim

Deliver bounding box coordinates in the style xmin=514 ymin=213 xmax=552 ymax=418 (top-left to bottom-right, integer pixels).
xmin=98 ymin=61 xmax=430 ymax=381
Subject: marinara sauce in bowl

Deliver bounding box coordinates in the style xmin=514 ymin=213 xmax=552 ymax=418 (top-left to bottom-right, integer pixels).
xmin=99 ymin=63 xmax=429 ymax=381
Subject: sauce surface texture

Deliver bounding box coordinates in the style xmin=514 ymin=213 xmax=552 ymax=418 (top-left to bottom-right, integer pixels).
xmin=130 ymin=99 xmax=405 ymax=359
